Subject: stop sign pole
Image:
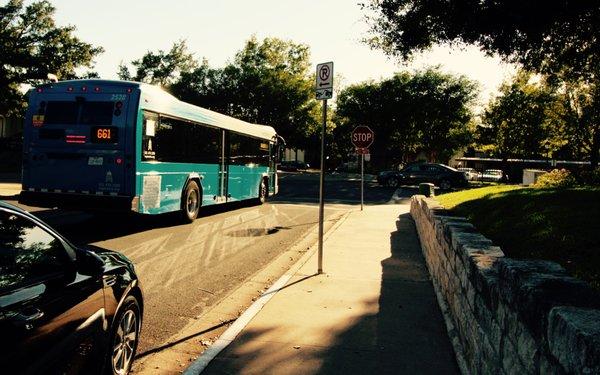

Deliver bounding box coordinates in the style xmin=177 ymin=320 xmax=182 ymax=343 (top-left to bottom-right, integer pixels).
xmin=351 ymin=126 xmax=375 ymax=211
xmin=316 ymin=62 xmax=333 ymax=274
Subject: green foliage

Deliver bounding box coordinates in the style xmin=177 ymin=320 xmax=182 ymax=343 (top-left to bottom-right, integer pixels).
xmin=437 ymin=185 xmax=600 ymax=290
xmin=169 ymin=36 xmax=320 ymax=151
xmin=364 ymin=0 xmax=600 ymax=80
xmin=0 ymin=0 xmax=103 ymax=116
xmin=534 ymin=169 xmax=577 ymax=189
xmin=334 ymin=68 xmax=477 ymax=169
xmin=365 ymin=0 xmax=600 ymax=167
xmin=118 ymin=40 xmax=197 ymax=86
xmin=578 ymin=168 xmax=600 ymax=186
xmin=548 ymin=78 xmax=600 ymax=166
xmin=476 ymin=70 xmax=600 ymax=167
xmin=121 ymin=37 xmax=320 ymax=152
xmin=480 ymin=71 xmax=556 ymax=159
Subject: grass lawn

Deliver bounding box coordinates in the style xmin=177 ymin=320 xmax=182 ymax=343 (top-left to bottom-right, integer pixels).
xmin=436 ymin=185 xmax=600 ymax=290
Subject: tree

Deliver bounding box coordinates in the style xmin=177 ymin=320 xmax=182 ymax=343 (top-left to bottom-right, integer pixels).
xmin=364 ymin=0 xmax=600 ymax=166
xmin=364 ymin=0 xmax=599 ymax=78
xmin=480 ymin=71 xmax=556 ymax=159
xmin=0 ymin=0 xmax=103 ymax=116
xmin=118 ymin=40 xmax=197 ymax=86
xmin=549 ymin=79 xmax=600 ymax=164
xmin=335 ymin=68 xmax=477 ymax=169
xmin=171 ymin=36 xmax=320 ymax=153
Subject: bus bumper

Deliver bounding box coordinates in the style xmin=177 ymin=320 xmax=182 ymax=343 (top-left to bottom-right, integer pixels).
xmin=19 ymin=190 xmax=135 ymax=211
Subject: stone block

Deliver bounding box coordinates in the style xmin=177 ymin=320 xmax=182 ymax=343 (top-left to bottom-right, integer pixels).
xmin=540 ymin=354 xmax=566 ymax=375
xmin=451 ymin=232 xmax=493 ymax=257
xmin=461 ymin=243 xmax=504 ymax=272
xmin=470 ymin=255 xmax=501 ymax=312
xmin=502 ymin=270 xmax=600 ymax=338
xmin=516 ymin=325 xmax=539 ymax=372
xmin=502 ymin=338 xmax=528 ymax=374
xmin=548 ymin=306 xmax=600 ymax=374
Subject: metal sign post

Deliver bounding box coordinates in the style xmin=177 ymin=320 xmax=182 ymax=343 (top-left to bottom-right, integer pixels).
xmin=361 ymin=153 xmax=364 ymax=211
xmin=351 ymin=127 xmax=374 ymax=213
xmin=316 ymin=62 xmax=333 ymax=274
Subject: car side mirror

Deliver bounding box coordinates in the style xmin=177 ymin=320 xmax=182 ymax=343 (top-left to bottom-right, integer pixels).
xmin=76 ymin=250 xmax=105 ymax=276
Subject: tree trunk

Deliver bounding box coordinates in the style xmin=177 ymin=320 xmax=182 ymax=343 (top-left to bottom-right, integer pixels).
xmin=590 ymin=124 xmax=599 ymax=169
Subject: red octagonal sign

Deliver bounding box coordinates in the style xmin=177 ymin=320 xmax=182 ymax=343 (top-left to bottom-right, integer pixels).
xmin=351 ymin=126 xmax=375 ymax=149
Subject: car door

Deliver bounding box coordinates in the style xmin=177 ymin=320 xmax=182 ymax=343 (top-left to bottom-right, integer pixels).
xmin=426 ymin=165 xmax=446 ymax=183
xmin=0 ymin=209 xmax=105 ymax=375
xmin=403 ymin=164 xmax=422 ymax=184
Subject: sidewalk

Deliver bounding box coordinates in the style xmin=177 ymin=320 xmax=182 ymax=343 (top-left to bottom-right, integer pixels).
xmin=0 ymin=172 xmax=21 ymax=199
xmin=191 ymin=204 xmax=460 ymax=374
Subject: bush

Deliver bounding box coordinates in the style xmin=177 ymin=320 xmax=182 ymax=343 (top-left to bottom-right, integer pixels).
xmin=578 ymin=168 xmax=600 ymax=186
xmin=534 ymin=169 xmax=577 ymax=188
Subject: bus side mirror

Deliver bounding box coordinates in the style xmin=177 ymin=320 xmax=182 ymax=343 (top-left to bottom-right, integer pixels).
xmin=278 ymin=145 xmax=285 ymax=163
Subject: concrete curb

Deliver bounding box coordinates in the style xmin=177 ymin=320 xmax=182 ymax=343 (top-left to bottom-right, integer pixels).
xmin=184 ymin=209 xmax=352 ymax=375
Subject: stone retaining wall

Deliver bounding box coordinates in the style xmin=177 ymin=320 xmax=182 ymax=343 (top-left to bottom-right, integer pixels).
xmin=410 ymin=195 xmax=600 ymax=374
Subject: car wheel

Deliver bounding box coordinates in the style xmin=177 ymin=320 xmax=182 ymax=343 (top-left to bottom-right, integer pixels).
xmin=440 ymin=179 xmax=452 ymax=190
xmin=258 ymin=178 xmax=268 ymax=204
xmin=386 ymin=177 xmax=400 ymax=188
xmin=107 ymin=295 xmax=141 ymax=375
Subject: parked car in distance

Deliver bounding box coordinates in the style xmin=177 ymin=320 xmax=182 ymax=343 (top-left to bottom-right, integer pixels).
xmin=457 ymin=167 xmax=481 ymax=181
xmin=481 ymin=169 xmax=506 ymax=182
xmin=278 ymin=160 xmax=310 ymax=172
xmin=377 ymin=163 xmax=468 ymax=189
xmin=0 ymin=201 xmax=143 ymax=375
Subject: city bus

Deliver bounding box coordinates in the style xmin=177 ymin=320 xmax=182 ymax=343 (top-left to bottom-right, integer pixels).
xmin=19 ymin=79 xmax=281 ymax=221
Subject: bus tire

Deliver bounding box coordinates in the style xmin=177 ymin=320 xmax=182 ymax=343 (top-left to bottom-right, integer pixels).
xmin=258 ymin=178 xmax=268 ymax=204
xmin=181 ymin=180 xmax=201 ymax=222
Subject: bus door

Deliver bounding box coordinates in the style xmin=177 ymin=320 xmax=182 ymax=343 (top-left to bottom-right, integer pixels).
xmin=24 ymin=89 xmax=132 ymax=197
xmin=218 ymin=129 xmax=227 ymax=203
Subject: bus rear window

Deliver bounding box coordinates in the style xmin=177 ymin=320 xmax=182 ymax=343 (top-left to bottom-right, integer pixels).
xmin=45 ymin=101 xmax=78 ymax=124
xmin=81 ymin=102 xmax=114 ymax=125
xmin=43 ymin=100 xmax=114 ymax=125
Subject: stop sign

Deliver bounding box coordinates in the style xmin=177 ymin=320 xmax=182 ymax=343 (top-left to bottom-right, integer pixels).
xmin=351 ymin=126 xmax=375 ymax=149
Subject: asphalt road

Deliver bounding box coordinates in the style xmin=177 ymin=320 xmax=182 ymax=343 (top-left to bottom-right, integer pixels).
xmin=5 ymin=172 xmax=409 ymax=357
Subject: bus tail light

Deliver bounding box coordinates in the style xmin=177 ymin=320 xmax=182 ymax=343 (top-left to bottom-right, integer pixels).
xmin=116 ymin=157 xmax=123 ymax=165
xmin=66 ymin=135 xmax=86 ymax=144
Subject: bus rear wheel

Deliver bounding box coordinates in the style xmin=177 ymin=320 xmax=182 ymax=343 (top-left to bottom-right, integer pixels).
xmin=258 ymin=178 xmax=268 ymax=204
xmin=181 ymin=180 xmax=200 ymax=222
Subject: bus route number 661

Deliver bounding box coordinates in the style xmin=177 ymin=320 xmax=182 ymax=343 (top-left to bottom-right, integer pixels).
xmin=92 ymin=126 xmax=117 ymax=143
xmin=97 ymin=128 xmax=112 ymax=140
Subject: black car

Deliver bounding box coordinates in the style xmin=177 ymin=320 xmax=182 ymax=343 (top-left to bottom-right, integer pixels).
xmin=377 ymin=163 xmax=468 ymax=189
xmin=278 ymin=160 xmax=310 ymax=172
xmin=0 ymin=201 xmax=143 ymax=375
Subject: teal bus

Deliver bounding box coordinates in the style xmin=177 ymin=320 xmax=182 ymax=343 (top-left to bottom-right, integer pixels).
xmin=20 ymin=79 xmax=282 ymax=221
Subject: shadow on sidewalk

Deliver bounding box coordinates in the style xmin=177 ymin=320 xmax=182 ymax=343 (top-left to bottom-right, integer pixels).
xmin=316 ymin=213 xmax=459 ymax=374
xmin=204 ymin=213 xmax=459 ymax=374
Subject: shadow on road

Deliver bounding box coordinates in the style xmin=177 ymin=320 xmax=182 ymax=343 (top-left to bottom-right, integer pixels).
xmin=35 ymin=199 xmax=267 ymax=245
xmin=135 ymin=318 xmax=237 ymax=359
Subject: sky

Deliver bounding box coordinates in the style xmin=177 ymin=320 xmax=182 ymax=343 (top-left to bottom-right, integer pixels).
xmin=49 ymin=0 xmax=516 ymax=107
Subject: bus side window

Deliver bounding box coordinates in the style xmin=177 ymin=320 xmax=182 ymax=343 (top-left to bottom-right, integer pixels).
xmin=142 ymin=112 xmax=158 ymax=160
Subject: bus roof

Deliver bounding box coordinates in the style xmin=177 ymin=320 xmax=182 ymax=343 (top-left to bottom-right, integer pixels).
xmin=36 ymin=79 xmax=278 ymax=142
